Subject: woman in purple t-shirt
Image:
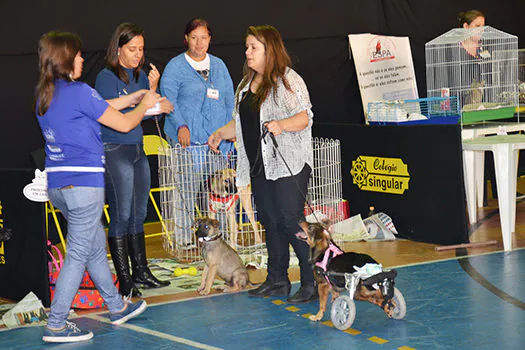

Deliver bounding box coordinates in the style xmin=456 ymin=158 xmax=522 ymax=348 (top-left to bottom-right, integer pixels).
xmin=35 ymin=31 xmax=162 ymax=343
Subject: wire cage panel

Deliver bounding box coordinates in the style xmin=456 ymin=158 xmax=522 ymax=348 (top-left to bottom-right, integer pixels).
xmin=367 ymin=96 xmax=460 ymax=125
xmin=158 ymin=138 xmax=344 ymax=265
xmin=518 ymin=49 xmax=525 ymax=104
xmin=425 ymin=26 xmax=519 ymax=124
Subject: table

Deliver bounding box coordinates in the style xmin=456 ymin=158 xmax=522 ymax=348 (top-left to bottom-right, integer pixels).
xmin=461 ymin=122 xmax=525 ymax=208
xmin=462 ymin=134 xmax=525 ymax=251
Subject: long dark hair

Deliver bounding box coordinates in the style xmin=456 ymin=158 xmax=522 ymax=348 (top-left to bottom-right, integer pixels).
xmin=104 ymin=22 xmax=144 ymax=84
xmin=236 ymin=25 xmax=291 ymax=111
xmin=457 ymin=10 xmax=485 ymax=28
xmin=34 ymin=31 xmax=82 ymax=116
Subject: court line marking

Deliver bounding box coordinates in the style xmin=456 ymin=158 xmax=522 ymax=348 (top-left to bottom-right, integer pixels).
xmin=458 ymin=255 xmax=525 ymax=310
xmin=391 ymin=246 xmax=525 ymax=270
xmin=85 ymin=314 xmax=223 ymax=350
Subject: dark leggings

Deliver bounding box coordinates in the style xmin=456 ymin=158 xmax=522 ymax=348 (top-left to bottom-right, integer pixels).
xmin=251 ymin=164 xmax=313 ymax=285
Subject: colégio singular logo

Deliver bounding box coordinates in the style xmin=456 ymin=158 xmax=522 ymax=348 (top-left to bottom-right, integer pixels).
xmin=351 ymin=156 xmax=410 ymax=194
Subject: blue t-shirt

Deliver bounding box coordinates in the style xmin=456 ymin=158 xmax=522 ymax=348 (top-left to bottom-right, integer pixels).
xmin=95 ymin=67 xmax=149 ymax=144
xmin=36 ymin=80 xmax=109 ymax=189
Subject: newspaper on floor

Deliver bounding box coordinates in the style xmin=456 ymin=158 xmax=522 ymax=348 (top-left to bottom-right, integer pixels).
xmin=2 ymin=292 xmax=48 ymax=329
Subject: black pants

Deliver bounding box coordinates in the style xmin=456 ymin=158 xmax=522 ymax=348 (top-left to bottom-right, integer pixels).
xmin=251 ymin=164 xmax=313 ymax=285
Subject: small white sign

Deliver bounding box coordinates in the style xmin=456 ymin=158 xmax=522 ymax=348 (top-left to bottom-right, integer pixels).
xmin=144 ymin=102 xmax=161 ymax=116
xmin=23 ymin=169 xmax=49 ymax=202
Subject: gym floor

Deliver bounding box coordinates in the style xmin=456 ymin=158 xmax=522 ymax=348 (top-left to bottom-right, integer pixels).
xmin=1 ymin=195 xmax=524 ymax=349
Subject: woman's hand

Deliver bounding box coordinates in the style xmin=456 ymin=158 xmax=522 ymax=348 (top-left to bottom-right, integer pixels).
xmin=264 ymin=120 xmax=284 ymax=136
xmin=208 ymin=131 xmax=223 ymax=153
xmin=148 ymin=63 xmax=161 ymax=91
xmin=128 ymin=89 xmax=148 ymax=106
xmin=158 ymin=99 xmax=174 ymax=114
xmin=178 ymin=127 xmax=191 ymax=148
xmin=139 ymin=91 xmax=164 ymax=110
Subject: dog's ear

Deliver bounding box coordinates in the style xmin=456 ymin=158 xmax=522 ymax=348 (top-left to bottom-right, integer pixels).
xmin=211 ymin=218 xmax=220 ymax=228
xmin=192 ymin=219 xmax=200 ymax=229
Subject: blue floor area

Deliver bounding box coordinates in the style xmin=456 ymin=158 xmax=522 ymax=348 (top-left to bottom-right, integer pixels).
xmin=1 ymin=249 xmax=524 ymax=349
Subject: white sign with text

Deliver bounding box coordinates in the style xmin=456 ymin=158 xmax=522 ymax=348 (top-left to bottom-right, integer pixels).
xmin=349 ymin=33 xmax=418 ymax=122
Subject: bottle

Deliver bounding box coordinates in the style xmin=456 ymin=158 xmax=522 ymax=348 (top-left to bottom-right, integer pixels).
xmin=368 ymin=205 xmax=377 ymax=218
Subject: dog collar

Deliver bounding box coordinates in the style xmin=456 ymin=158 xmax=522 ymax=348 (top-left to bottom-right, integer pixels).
xmin=209 ymin=193 xmax=239 ymax=214
xmin=198 ymin=233 xmax=223 ymax=243
xmin=209 ymin=193 xmax=239 ymax=202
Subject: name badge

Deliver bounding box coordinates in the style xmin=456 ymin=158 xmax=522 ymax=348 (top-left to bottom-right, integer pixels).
xmin=207 ymin=88 xmax=219 ymax=100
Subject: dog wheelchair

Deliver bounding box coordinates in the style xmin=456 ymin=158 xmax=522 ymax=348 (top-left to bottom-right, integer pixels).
xmin=323 ymin=267 xmax=406 ymax=331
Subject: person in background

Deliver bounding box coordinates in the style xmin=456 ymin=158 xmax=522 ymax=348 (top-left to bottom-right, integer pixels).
xmin=208 ymin=25 xmax=317 ymax=304
xmin=161 ymin=18 xmax=234 ymax=248
xmin=35 ymin=31 xmax=161 ymax=343
xmin=95 ymin=23 xmax=173 ymax=297
xmin=457 ymin=9 xmax=485 ymax=28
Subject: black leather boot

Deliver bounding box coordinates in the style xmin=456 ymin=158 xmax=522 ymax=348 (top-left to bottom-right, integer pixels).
xmin=128 ymin=232 xmax=170 ymax=289
xmin=108 ymin=236 xmax=141 ymax=297
xmin=248 ymin=280 xmax=291 ymax=297
xmin=287 ymin=283 xmax=318 ymax=304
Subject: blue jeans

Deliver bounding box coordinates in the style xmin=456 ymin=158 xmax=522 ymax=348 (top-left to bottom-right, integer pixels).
xmin=104 ymin=144 xmax=151 ymax=238
xmin=47 ymin=187 xmax=124 ymax=329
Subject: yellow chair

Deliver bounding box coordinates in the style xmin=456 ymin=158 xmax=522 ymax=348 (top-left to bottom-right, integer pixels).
xmin=142 ymin=135 xmax=171 ymax=239
xmin=45 ymin=201 xmax=67 ymax=251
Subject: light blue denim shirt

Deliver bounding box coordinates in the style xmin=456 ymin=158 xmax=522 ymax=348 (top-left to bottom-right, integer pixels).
xmin=161 ymin=53 xmax=234 ymax=154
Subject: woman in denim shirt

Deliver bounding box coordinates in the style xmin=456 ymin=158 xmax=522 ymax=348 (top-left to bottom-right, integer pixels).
xmin=161 ymin=18 xmax=235 ymax=247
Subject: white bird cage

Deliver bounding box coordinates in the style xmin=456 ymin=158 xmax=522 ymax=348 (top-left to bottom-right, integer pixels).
xmin=157 ymin=138 xmax=346 ymax=266
xmin=425 ymin=26 xmax=519 ymax=125
xmin=519 ymin=49 xmax=525 ymax=105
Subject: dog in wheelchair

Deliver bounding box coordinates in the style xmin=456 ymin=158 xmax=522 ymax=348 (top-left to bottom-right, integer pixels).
xmin=296 ymin=219 xmax=406 ymax=329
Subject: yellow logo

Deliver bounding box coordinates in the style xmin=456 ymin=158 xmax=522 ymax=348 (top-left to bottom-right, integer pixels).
xmin=350 ymin=156 xmax=410 ymax=195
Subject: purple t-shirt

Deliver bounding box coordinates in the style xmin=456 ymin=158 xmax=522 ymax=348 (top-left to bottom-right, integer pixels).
xmin=36 ymin=79 xmax=109 ymax=189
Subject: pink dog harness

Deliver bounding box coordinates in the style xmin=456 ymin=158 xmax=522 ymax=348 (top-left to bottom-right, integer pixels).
xmin=208 ymin=193 xmax=239 ymax=214
xmin=315 ymin=243 xmax=344 ymax=283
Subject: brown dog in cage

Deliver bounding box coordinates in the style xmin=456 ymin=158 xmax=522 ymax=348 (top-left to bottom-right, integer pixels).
xmin=193 ymin=217 xmax=251 ymax=295
xmin=207 ymin=168 xmax=262 ymax=248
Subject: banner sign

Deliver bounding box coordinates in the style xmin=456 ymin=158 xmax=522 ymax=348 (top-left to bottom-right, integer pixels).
xmin=348 ymin=33 xmax=418 ymax=121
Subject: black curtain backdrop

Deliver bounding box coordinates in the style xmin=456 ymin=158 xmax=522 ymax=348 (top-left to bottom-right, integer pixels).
xmin=1 ymin=0 xmax=522 ymax=169
xmin=0 ymin=169 xmax=50 ymax=305
xmin=314 ymin=124 xmax=469 ymax=245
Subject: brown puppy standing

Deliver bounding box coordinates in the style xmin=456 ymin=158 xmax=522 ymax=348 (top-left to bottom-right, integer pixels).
xmin=193 ymin=217 xmax=250 ymax=295
xmin=208 ymin=168 xmax=263 ymax=248
xmin=207 ymin=168 xmax=239 ymax=247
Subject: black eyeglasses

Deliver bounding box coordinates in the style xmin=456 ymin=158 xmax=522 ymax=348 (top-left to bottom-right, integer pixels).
xmin=196 ymin=69 xmax=209 ymax=80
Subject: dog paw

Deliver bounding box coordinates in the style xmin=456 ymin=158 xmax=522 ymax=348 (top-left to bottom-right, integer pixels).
xmin=199 ymin=288 xmax=211 ymax=296
xmin=309 ymin=313 xmax=324 ymax=322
